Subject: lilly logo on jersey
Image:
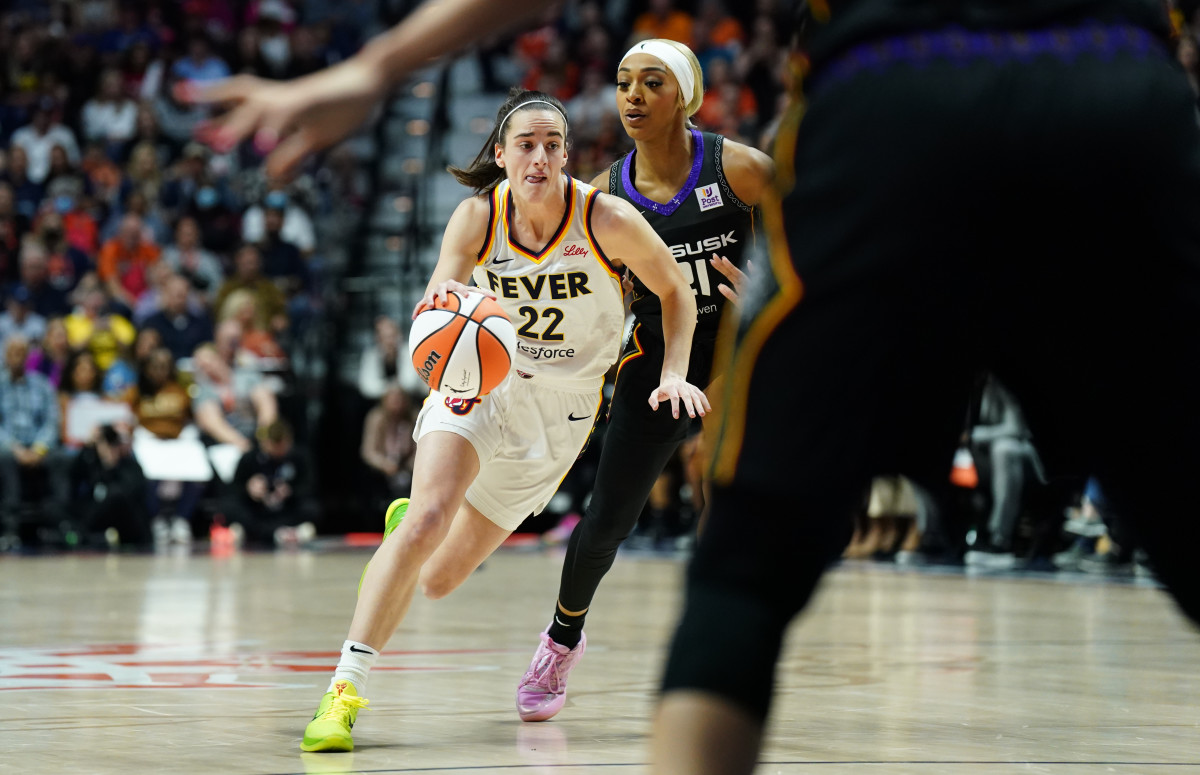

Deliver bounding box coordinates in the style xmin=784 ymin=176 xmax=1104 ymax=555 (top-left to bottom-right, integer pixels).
xmin=445 ymin=397 xmax=481 ymax=415
xmin=669 ymin=231 xmax=738 ymax=259
xmin=695 ymin=184 xmax=724 ymax=212
xmin=416 ymin=350 xmax=442 ymax=383
xmin=563 ymin=243 xmax=589 ymax=257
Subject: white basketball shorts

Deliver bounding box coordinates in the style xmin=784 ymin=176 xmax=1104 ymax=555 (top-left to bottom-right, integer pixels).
xmin=413 ymin=374 xmax=603 ymax=531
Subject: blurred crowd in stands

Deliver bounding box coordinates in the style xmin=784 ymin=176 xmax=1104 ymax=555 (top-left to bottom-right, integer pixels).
xmin=0 ymin=0 xmax=377 ymax=550
xmin=2 ymin=0 xmax=1197 ymax=562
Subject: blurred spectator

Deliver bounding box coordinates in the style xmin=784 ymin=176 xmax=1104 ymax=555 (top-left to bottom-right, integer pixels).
xmin=81 ymin=69 xmax=139 ymax=156
xmin=101 ymin=339 xmax=140 ymax=406
xmin=131 ymin=260 xmax=178 ymax=325
xmin=184 ymin=175 xmax=241 ymax=256
xmin=0 ymin=286 xmax=47 ymax=346
xmin=257 ymin=200 xmax=308 ymax=297
xmin=133 ymin=326 xmax=164 ymax=364
xmin=65 ymin=285 xmax=136 ymax=371
xmin=567 ymin=66 xmax=621 ymax=147
xmin=43 ymin=145 xmax=88 ymax=203
xmin=19 ymin=240 xmax=71 ymax=318
xmin=695 ymin=58 xmax=757 ymax=140
xmin=98 ymin=4 xmax=161 ymax=55
xmin=80 ymin=142 xmax=124 ymax=208
xmin=144 ymin=274 xmax=214 ymax=361
xmin=123 ymin=143 xmax=167 ymax=212
xmin=59 ymin=193 xmax=101 ymax=256
xmin=522 ymin=33 xmax=581 ymax=101
xmin=216 ymin=244 xmax=288 ymax=335
xmin=358 ymin=315 xmax=425 ymax=400
xmin=130 ymin=106 xmax=174 ymax=167
xmin=4 ymin=30 xmax=43 ymax=108
xmin=360 ymin=384 xmax=416 ymax=506
xmin=287 ymin=25 xmax=330 ymax=79
xmin=162 ymin=215 xmax=224 ymax=305
xmin=98 ymin=213 xmax=161 ymax=308
xmin=153 ymin=74 xmax=211 ymax=149
xmin=694 ymin=0 xmax=746 ymax=57
xmin=0 ymin=182 xmax=27 ymax=285
xmin=26 ymin=317 xmax=71 ymax=389
xmin=134 ymin=347 xmax=192 ymax=441
xmin=633 ymin=0 xmax=695 ymax=49
xmin=72 ymin=423 xmax=150 ymax=549
xmin=254 ymin=0 xmax=298 ymax=78
xmin=35 ymin=208 xmax=92 ymax=298
xmin=0 ymin=335 xmax=71 ymax=523
xmin=224 ymin=418 xmax=317 ymax=547
xmin=1180 ymin=34 xmax=1200 ymax=98
xmin=567 ymin=2 xmax=619 ymax=74
xmin=220 ymin=288 xmax=287 ymax=366
xmin=232 ymin=25 xmax=270 ymax=76
xmin=191 ymin=334 xmax=279 ymax=452
xmin=171 ymin=33 xmax=232 ymax=83
xmin=10 ymin=98 xmax=81 ymax=185
xmin=964 ymin=377 xmax=1044 ymax=569
xmin=59 ymin=349 xmax=133 ymax=449
xmin=736 ymin=14 xmax=785 ymax=130
xmin=133 ymin=346 xmax=204 ymax=544
xmin=159 ymin=143 xmax=212 ymax=216
xmin=241 ymin=189 xmax=315 ymax=256
xmin=122 ymin=41 xmax=160 ymax=100
xmin=4 ymin=146 xmax=44 ymax=220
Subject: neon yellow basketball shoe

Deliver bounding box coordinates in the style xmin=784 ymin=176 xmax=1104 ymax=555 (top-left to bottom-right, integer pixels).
xmin=301 ymin=679 xmax=369 ymax=752
xmin=357 ymin=498 xmax=409 ymax=594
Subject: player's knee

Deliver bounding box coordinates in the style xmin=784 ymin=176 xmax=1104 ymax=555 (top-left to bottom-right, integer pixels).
xmin=417 ymin=567 xmax=457 ymax=600
xmin=392 ymin=502 xmax=454 ymax=558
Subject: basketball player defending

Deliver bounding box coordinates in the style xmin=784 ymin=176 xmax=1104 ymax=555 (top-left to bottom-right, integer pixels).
xmin=515 ymin=40 xmax=774 ymax=722
xmin=298 ymin=89 xmax=710 ymax=752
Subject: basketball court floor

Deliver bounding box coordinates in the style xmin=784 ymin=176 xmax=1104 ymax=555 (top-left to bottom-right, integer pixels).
xmin=3 ymin=545 xmax=1199 ymax=774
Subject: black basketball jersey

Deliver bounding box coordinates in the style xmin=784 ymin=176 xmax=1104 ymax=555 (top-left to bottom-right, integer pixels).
xmin=607 ymin=130 xmax=755 ymax=343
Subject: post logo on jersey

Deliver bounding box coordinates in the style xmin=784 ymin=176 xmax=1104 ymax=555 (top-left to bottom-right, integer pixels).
xmin=695 ymin=184 xmax=724 ymax=212
xmin=445 ymin=397 xmax=482 ymax=415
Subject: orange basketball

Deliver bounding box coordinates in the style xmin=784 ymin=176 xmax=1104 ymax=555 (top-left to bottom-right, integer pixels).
xmin=409 ymin=291 xmax=517 ymax=398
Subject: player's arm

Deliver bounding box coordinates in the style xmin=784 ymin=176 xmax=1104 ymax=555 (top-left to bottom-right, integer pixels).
xmin=186 ymin=0 xmax=559 ymax=178
xmin=412 ymin=195 xmax=495 ymax=318
xmin=710 ymin=140 xmax=775 ymax=304
xmin=591 ymin=195 xmax=710 ymax=419
xmin=720 ymin=138 xmax=775 ymax=207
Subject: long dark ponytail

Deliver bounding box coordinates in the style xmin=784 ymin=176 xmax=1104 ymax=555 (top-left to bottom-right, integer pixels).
xmin=448 ymin=88 xmax=569 ymax=195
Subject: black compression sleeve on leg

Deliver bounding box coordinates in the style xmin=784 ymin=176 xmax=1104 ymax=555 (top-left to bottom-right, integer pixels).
xmin=556 ymin=418 xmax=685 ymax=615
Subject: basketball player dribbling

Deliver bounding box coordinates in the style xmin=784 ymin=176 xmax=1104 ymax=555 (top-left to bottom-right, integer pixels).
xmin=294 ymin=88 xmax=709 ymax=752
xmin=190 ymin=0 xmax=1200 ymax=771
xmin=514 ymin=39 xmax=774 ymax=723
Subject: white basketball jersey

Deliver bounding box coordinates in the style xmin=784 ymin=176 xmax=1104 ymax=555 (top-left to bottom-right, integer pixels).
xmin=472 ymin=176 xmax=625 ymax=386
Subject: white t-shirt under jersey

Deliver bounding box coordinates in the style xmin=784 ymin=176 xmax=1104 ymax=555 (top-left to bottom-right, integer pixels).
xmin=472 ymin=175 xmax=625 ymax=387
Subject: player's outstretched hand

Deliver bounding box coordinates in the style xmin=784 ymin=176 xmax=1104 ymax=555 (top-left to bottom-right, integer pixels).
xmin=181 ymin=59 xmax=389 ymax=179
xmin=710 ymin=253 xmax=752 ymax=306
xmin=648 ymin=374 xmax=711 ymax=420
xmin=412 ymin=281 xmax=498 ymax=319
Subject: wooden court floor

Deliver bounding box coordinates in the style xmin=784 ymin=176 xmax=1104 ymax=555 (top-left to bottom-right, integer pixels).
xmin=2 ymin=547 xmax=1199 ymax=774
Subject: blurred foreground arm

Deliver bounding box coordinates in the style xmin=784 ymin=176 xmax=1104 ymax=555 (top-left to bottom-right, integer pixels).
xmin=185 ymin=0 xmax=558 ymax=178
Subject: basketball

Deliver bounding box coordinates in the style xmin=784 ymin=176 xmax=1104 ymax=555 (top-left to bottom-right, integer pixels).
xmin=409 ymin=290 xmax=517 ymax=398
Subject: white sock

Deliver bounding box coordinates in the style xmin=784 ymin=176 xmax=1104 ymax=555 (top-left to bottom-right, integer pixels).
xmin=329 ymin=640 xmax=379 ymax=694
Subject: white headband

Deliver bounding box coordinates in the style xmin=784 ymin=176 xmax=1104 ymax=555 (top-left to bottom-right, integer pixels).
xmin=620 ymin=40 xmax=696 ymax=111
xmin=498 ymin=99 xmax=567 ymax=138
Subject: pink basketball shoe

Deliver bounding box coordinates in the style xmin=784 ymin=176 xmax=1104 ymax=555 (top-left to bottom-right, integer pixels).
xmin=516 ymin=630 xmax=586 ymax=721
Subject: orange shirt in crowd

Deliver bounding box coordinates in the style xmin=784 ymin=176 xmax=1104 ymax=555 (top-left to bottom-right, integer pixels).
xmin=633 ymin=11 xmax=695 ymax=49
xmin=705 ymin=17 xmax=746 ymax=49
xmin=98 ymin=238 xmax=160 ymax=298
